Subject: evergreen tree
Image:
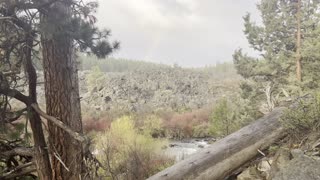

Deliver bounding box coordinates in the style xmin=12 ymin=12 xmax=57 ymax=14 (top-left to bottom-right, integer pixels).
xmin=234 ymin=0 xmax=320 ymax=111
xmin=0 ymin=0 xmax=118 ymax=178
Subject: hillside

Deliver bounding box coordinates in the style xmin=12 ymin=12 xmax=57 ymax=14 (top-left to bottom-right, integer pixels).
xmin=78 ymin=57 xmax=240 ymax=113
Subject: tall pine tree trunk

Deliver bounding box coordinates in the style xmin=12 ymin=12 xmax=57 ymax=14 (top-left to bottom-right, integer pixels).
xmin=296 ymin=0 xmax=302 ymax=82
xmin=41 ymin=1 xmax=83 ymax=179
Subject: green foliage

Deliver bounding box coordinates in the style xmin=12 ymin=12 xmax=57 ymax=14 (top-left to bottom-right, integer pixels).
xmin=281 ymin=93 xmax=320 ymax=136
xmin=209 ymin=98 xmax=236 ymax=136
xmin=234 ymin=0 xmax=320 ymax=108
xmin=301 ymin=26 xmax=320 ymax=89
xmin=0 ymin=122 xmax=31 ymax=143
xmin=192 ymin=124 xmax=211 ymax=138
xmin=189 ymin=62 xmax=238 ymax=79
xmin=8 ymin=123 xmax=24 ymax=140
xmin=95 ymin=116 xmax=173 ymax=179
xmin=209 ymin=96 xmax=263 ymax=136
xmin=268 ymin=145 xmax=280 ymax=154
xmin=141 ymin=115 xmax=165 ymax=138
xmin=80 ymin=54 xmax=239 ymax=82
xmin=39 ymin=1 xmax=119 ymax=58
xmin=1 ymin=0 xmax=119 ymax=178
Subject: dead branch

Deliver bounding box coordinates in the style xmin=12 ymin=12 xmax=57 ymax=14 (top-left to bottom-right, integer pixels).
xmin=31 ymin=103 xmax=87 ymax=143
xmin=5 ymin=108 xmax=27 ymax=123
xmin=1 ymin=147 xmax=34 ymax=157
xmin=1 ymin=164 xmax=36 ymax=180
xmin=1 ymin=71 xmax=20 ymax=76
xmin=53 ymin=152 xmax=70 ymax=172
xmin=2 ymin=162 xmax=34 ymax=174
xmin=0 ymin=17 xmax=13 ymax=21
xmin=0 ymin=88 xmax=31 ymax=105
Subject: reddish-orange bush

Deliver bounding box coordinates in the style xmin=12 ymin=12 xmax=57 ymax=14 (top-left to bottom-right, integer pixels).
xmin=83 ymin=106 xmax=213 ymax=138
xmin=83 ymin=117 xmax=111 ymax=132
xmin=161 ymin=106 xmax=212 ymax=139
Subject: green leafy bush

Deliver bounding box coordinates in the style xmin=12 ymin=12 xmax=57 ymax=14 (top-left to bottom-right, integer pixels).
xmin=95 ymin=116 xmax=173 ymax=179
xmin=281 ymin=93 xmax=320 ymax=137
xmin=192 ymin=123 xmax=211 ymax=138
xmin=209 ymin=98 xmax=237 ymax=136
xmin=141 ymin=115 xmax=165 ymax=138
xmin=209 ymin=96 xmax=262 ymax=137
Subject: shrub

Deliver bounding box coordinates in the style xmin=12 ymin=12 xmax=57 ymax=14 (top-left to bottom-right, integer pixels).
xmin=95 ymin=116 xmax=173 ymax=179
xmin=209 ymin=98 xmax=236 ymax=136
xmin=83 ymin=112 xmax=113 ymax=133
xmin=141 ymin=115 xmax=165 ymax=138
xmin=281 ymin=93 xmax=320 ymax=138
xmin=209 ymin=96 xmax=262 ymax=137
xmin=192 ymin=123 xmax=211 ymax=138
xmin=161 ymin=107 xmax=212 ymax=139
xmin=83 ymin=117 xmax=110 ymax=133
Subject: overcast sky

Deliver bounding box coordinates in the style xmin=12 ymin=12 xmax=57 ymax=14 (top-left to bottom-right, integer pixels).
xmin=96 ymin=0 xmax=261 ymax=67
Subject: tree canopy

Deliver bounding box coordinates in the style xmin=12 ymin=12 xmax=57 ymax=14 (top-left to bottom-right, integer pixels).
xmin=234 ymin=0 xmax=320 ymax=112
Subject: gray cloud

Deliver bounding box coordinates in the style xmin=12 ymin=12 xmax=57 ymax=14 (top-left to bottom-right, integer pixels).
xmin=96 ymin=0 xmax=260 ymax=67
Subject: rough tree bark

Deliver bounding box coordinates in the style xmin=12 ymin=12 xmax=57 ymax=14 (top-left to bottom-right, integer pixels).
xmin=148 ymin=107 xmax=287 ymax=180
xmin=25 ymin=30 xmax=52 ymax=179
xmin=41 ymin=0 xmax=83 ymax=179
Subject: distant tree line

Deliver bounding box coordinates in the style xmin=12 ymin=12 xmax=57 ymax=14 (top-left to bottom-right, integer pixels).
xmin=79 ymin=54 xmax=170 ymax=72
xmin=189 ymin=62 xmax=238 ymax=79
xmin=80 ymin=54 xmax=238 ymax=80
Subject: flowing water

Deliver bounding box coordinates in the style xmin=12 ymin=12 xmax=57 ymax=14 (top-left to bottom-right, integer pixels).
xmin=163 ymin=138 xmax=213 ymax=162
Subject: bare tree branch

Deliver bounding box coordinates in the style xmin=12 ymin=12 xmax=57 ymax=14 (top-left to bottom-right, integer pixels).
xmin=1 ymin=147 xmax=34 ymax=157
xmin=5 ymin=108 xmax=27 ymax=123
xmin=0 ymin=88 xmax=31 ymax=105
xmin=3 ymin=162 xmax=34 ymax=173
xmin=53 ymin=152 xmax=70 ymax=172
xmin=0 ymin=17 xmax=13 ymax=21
xmin=1 ymin=163 xmax=36 ymax=180
xmin=31 ymin=103 xmax=87 ymax=143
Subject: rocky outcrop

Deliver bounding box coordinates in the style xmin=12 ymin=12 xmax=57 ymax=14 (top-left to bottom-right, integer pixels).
xmin=79 ymin=67 xmax=239 ymax=112
xmin=14 ymin=67 xmax=238 ymax=113
xmin=237 ymin=148 xmax=320 ymax=180
xmin=273 ymin=149 xmax=320 ymax=180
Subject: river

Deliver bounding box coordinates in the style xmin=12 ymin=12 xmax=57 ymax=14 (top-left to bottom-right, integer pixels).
xmin=163 ymin=138 xmax=214 ymax=162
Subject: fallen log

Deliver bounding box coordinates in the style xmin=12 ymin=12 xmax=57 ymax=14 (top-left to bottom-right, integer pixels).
xmin=148 ymin=107 xmax=287 ymax=180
